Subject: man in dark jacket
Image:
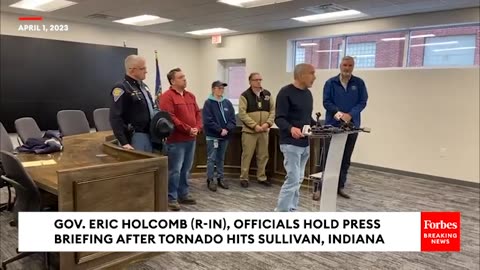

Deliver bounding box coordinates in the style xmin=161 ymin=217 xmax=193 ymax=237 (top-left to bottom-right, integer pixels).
xmin=109 ymin=55 xmax=156 ymax=152
xmin=202 ymin=81 xmax=237 ymax=191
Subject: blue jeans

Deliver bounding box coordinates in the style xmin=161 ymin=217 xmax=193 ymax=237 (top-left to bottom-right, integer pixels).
xmin=276 ymin=144 xmax=310 ymax=212
xmin=131 ymin=132 xmax=152 ymax=152
xmin=166 ymin=141 xmax=196 ymax=202
xmin=206 ymin=139 xmax=229 ymax=179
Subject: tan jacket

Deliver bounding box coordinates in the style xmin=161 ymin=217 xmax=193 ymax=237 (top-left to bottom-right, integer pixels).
xmin=238 ymin=88 xmax=275 ymax=133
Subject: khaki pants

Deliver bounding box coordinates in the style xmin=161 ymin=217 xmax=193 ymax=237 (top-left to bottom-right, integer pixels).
xmin=240 ymin=132 xmax=269 ymax=181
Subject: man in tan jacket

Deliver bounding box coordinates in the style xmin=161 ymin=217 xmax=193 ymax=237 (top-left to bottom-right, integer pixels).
xmin=238 ymin=72 xmax=275 ymax=187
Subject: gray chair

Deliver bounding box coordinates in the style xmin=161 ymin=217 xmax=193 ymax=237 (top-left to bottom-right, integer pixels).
xmin=0 ymin=122 xmax=14 ymax=153
xmin=93 ymin=108 xmax=112 ymax=131
xmin=57 ymin=110 xmax=90 ymax=136
xmin=14 ymin=117 xmax=43 ymax=144
xmin=0 ymin=151 xmax=50 ymax=269
xmin=0 ymin=123 xmax=14 ymax=212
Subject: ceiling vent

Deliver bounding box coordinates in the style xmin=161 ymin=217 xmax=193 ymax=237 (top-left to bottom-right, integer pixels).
xmin=86 ymin=13 xmax=121 ymax=21
xmin=301 ymin=3 xmax=349 ymax=14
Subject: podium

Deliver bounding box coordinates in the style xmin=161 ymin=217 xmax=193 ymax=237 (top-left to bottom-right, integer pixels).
xmin=305 ymin=120 xmax=370 ymax=212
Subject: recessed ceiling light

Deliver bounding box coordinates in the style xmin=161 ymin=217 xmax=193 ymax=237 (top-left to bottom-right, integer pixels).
xmin=10 ymin=0 xmax=77 ymax=12
xmin=381 ymin=34 xmax=436 ymax=42
xmin=410 ymin=41 xmax=458 ymax=47
xmin=292 ymin=9 xmax=365 ymax=23
xmin=316 ymin=49 xmax=342 ymax=52
xmin=352 ymin=54 xmax=375 ymax=58
xmin=299 ymin=43 xmax=318 ymax=46
xmin=411 ymin=34 xmax=435 ymax=39
xmin=114 ymin=15 xmax=172 ymax=26
xmin=381 ymin=37 xmax=406 ymax=41
xmin=217 ymin=0 xmax=292 ymax=8
xmin=186 ymin=28 xmax=236 ymax=35
xmin=433 ymin=46 xmax=476 ymax=52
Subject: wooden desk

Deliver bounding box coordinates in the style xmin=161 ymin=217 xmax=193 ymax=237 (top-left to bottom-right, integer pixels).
xmin=192 ymin=127 xmax=323 ymax=186
xmin=16 ymin=131 xmax=168 ymax=270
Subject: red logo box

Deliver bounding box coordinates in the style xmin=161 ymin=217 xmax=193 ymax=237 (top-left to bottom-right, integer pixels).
xmin=421 ymin=212 xmax=461 ymax=252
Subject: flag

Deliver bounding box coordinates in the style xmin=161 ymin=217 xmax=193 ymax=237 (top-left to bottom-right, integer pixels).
xmin=154 ymin=50 xmax=162 ymax=101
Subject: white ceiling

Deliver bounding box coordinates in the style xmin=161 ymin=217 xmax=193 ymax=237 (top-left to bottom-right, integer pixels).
xmin=1 ymin=0 xmax=479 ymax=38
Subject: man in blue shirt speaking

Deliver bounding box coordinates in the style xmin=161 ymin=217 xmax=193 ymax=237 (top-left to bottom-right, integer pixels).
xmin=322 ymin=56 xmax=368 ymax=199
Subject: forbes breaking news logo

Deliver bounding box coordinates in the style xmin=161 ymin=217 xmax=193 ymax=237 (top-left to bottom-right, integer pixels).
xmin=421 ymin=212 xmax=461 ymax=252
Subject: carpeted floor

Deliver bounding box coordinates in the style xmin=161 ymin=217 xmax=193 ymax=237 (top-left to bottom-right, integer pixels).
xmin=1 ymin=167 xmax=479 ymax=270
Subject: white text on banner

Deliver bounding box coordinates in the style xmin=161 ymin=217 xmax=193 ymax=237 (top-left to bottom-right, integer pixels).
xmin=19 ymin=212 xmax=421 ymax=252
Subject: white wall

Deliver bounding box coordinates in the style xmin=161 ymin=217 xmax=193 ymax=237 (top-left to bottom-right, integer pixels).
xmin=199 ymin=8 xmax=480 ymax=183
xmin=0 ymin=12 xmax=201 ymax=96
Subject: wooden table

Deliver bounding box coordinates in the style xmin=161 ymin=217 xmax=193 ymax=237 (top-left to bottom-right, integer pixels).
xmin=15 ymin=131 xmax=168 ymax=270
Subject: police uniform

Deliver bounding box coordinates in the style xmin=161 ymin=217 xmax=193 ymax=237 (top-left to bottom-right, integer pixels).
xmin=109 ymin=74 xmax=157 ymax=152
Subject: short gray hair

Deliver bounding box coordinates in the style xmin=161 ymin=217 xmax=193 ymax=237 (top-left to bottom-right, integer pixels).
xmin=124 ymin=55 xmax=145 ymax=72
xmin=341 ymin=56 xmax=355 ymax=62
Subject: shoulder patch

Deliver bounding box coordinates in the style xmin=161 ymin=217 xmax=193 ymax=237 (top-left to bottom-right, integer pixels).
xmin=112 ymin=88 xmax=124 ymax=102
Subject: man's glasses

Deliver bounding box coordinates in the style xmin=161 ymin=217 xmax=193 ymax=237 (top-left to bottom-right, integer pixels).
xmin=251 ymin=79 xmax=262 ymax=81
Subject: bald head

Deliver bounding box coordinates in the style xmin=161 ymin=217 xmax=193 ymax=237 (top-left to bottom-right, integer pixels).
xmin=125 ymin=55 xmax=147 ymax=81
xmin=293 ymin=63 xmax=316 ymax=89
xmin=293 ymin=63 xmax=314 ymax=80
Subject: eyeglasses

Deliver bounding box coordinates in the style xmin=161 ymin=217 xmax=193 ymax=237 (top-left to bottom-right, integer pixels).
xmin=250 ymin=79 xmax=262 ymax=81
xmin=129 ymin=67 xmax=147 ymax=71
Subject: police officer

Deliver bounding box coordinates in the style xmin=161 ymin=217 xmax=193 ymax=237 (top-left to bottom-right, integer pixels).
xmin=109 ymin=55 xmax=157 ymax=152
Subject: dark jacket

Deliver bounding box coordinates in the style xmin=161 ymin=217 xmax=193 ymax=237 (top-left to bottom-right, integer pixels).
xmin=17 ymin=130 xmax=63 ymax=154
xmin=109 ymin=74 xmax=156 ymax=146
xmin=202 ymin=94 xmax=236 ymax=139
xmin=238 ymin=88 xmax=275 ymax=133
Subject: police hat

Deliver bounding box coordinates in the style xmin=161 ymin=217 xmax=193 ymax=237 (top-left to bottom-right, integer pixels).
xmin=150 ymin=111 xmax=174 ymax=143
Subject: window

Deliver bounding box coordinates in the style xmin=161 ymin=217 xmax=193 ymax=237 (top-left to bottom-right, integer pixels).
xmin=294 ymin=37 xmax=345 ymax=69
xmin=295 ymin=47 xmax=305 ymax=64
xmin=424 ymin=35 xmax=476 ymax=66
xmin=345 ymin=42 xmax=376 ymax=68
xmin=220 ymin=60 xmax=246 ymax=114
xmin=409 ymin=25 xmax=479 ymax=67
xmin=294 ymin=38 xmax=332 ymax=69
xmin=291 ymin=23 xmax=479 ymax=70
xmin=345 ymin=31 xmax=407 ymax=68
xmin=330 ymin=37 xmax=344 ymax=69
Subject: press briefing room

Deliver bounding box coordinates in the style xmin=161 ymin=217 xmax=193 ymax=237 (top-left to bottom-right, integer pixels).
xmin=0 ymin=0 xmax=479 ymax=269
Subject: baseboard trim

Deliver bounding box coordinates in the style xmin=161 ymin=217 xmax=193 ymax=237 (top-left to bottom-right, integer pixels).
xmin=352 ymin=163 xmax=479 ymax=189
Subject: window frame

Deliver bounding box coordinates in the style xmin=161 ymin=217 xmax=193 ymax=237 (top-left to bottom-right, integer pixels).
xmin=290 ymin=22 xmax=479 ymax=70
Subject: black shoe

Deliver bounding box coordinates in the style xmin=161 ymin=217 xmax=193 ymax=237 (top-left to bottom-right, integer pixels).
xmin=207 ymin=178 xmax=217 ymax=192
xmin=337 ymin=188 xmax=351 ymax=199
xmin=258 ymin=179 xmax=272 ymax=187
xmin=178 ymin=195 xmax=197 ymax=205
xmin=218 ymin=178 xmax=229 ymax=189
xmin=168 ymin=201 xmax=181 ymax=211
xmin=240 ymin=180 xmax=249 ymax=188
